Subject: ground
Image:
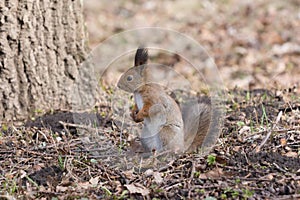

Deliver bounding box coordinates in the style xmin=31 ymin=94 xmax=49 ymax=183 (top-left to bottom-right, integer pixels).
xmin=1 ymin=0 xmax=300 ymax=199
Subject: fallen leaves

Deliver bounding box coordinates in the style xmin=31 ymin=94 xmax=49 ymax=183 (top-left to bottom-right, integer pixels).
xmin=1 ymin=1 xmax=300 ymax=199
xmin=272 ymin=43 xmax=300 ymax=56
xmin=124 ymin=183 xmax=150 ymax=196
xmin=199 ymin=168 xmax=224 ymax=179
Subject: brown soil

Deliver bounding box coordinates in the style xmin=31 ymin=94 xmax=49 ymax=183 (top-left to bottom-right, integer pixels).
xmin=1 ymin=87 xmax=300 ymax=199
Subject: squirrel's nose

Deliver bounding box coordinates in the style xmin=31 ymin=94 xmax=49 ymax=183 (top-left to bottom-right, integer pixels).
xmin=117 ymin=77 xmax=123 ymax=88
xmin=117 ymin=79 xmax=128 ymax=92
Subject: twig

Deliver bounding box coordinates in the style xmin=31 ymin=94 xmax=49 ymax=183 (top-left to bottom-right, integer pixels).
xmin=87 ymin=154 xmax=126 ymax=158
xmin=190 ymin=161 xmax=195 ymax=179
xmin=164 ymin=182 xmax=183 ymax=191
xmin=255 ymin=111 xmax=282 ymax=152
xmin=58 ymin=121 xmax=98 ymax=132
xmin=245 ymin=128 xmax=290 ymax=140
xmin=71 ymin=147 xmax=113 ymax=153
xmin=272 ymin=162 xmax=288 ymax=173
xmin=30 ymin=140 xmax=83 ymax=151
xmin=274 ymin=194 xmax=300 ymax=200
xmin=21 ymin=148 xmax=55 ymax=158
xmin=60 ymin=121 xmax=72 ymax=136
xmin=35 ymin=130 xmax=49 ymax=144
xmin=245 ymin=125 xmax=300 ymax=140
xmin=159 ymin=159 xmax=175 ymax=172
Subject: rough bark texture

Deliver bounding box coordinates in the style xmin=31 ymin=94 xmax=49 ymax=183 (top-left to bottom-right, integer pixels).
xmin=0 ymin=0 xmax=98 ymax=121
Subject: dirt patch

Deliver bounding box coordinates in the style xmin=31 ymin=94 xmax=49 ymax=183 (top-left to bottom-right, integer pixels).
xmin=25 ymin=108 xmax=112 ymax=134
xmin=23 ymin=166 xmax=64 ymax=187
xmin=229 ymin=152 xmax=300 ymax=173
xmin=1 ymin=88 xmax=300 ymax=199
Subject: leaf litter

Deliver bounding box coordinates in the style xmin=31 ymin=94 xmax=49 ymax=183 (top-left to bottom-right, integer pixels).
xmin=1 ymin=0 xmax=300 ymax=199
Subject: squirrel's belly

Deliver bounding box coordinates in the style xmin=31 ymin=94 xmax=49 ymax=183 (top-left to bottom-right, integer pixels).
xmin=134 ymin=92 xmax=144 ymax=110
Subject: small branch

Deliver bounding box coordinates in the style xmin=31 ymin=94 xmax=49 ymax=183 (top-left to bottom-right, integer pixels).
xmin=272 ymin=162 xmax=288 ymax=173
xmin=275 ymin=194 xmax=300 ymax=200
xmin=59 ymin=121 xmax=98 ymax=132
xmin=190 ymin=161 xmax=195 ymax=179
xmin=255 ymin=111 xmax=282 ymax=153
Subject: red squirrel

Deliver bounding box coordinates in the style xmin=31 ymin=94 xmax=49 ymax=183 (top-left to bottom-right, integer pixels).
xmin=117 ymin=47 xmax=212 ymax=153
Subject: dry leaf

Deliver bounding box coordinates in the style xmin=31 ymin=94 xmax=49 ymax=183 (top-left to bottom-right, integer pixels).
xmin=89 ymin=176 xmax=99 ymax=187
xmin=125 ymin=183 xmax=150 ymax=196
xmin=272 ymin=42 xmax=300 ymax=55
xmin=153 ymin=172 xmax=163 ymax=184
xmin=77 ymin=182 xmax=91 ymax=190
xmin=280 ymin=138 xmax=287 ymax=146
xmin=285 ymin=151 xmax=298 ymax=158
xmin=233 ymin=146 xmax=241 ymax=152
xmin=56 ymin=185 xmax=68 ymax=192
xmin=144 ymin=169 xmax=154 ymax=177
xmin=123 ymin=170 xmax=135 ymax=179
xmin=239 ymin=125 xmax=250 ymax=134
xmin=199 ymin=168 xmax=223 ymax=179
xmin=262 ymin=173 xmax=274 ymax=180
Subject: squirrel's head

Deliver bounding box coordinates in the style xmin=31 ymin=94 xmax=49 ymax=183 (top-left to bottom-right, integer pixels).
xmin=117 ymin=47 xmax=148 ymax=93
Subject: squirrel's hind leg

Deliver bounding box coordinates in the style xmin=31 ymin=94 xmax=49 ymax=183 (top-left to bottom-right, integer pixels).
xmin=159 ymin=125 xmax=184 ymax=152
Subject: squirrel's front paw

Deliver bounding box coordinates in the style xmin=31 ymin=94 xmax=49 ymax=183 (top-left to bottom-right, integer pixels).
xmin=134 ymin=115 xmax=144 ymax=122
xmin=131 ymin=110 xmax=144 ymax=122
xmin=134 ymin=117 xmax=144 ymax=123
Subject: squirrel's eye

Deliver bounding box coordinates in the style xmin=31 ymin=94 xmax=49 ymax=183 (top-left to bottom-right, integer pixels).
xmin=127 ymin=75 xmax=133 ymax=82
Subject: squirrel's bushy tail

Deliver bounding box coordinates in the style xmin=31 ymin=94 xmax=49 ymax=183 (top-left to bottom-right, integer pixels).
xmin=181 ymin=98 xmax=215 ymax=152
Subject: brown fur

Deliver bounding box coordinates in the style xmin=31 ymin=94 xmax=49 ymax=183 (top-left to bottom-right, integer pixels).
xmin=117 ymin=47 xmax=213 ymax=153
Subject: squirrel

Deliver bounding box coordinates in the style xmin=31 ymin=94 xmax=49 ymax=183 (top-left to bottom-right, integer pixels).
xmin=117 ymin=47 xmax=213 ymax=153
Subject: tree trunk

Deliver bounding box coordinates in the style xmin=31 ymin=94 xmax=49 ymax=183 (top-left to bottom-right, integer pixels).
xmin=0 ymin=0 xmax=98 ymax=121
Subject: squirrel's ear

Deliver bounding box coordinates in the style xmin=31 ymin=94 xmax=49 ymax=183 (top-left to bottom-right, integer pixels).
xmin=134 ymin=47 xmax=148 ymax=66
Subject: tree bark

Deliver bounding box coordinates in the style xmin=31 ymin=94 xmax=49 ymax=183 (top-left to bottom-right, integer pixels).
xmin=0 ymin=0 xmax=98 ymax=121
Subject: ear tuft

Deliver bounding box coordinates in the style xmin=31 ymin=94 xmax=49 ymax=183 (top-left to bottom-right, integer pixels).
xmin=134 ymin=47 xmax=148 ymax=66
